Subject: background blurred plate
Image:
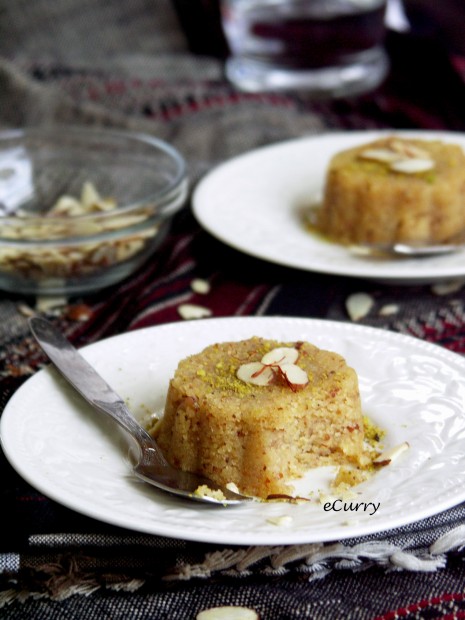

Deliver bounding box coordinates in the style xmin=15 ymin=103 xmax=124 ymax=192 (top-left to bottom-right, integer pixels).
xmin=193 ymin=130 xmax=465 ymax=284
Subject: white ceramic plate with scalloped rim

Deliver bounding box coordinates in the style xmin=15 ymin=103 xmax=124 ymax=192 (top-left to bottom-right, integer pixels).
xmin=2 ymin=316 xmax=465 ymax=545
xmin=193 ymin=130 xmax=465 ymax=284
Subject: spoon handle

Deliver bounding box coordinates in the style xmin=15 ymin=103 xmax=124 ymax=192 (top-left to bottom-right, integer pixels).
xmin=29 ymin=317 xmax=155 ymax=448
xmin=30 ymin=317 xmax=249 ymax=504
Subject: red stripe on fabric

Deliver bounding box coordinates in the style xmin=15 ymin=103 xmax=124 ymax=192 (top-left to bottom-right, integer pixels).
xmin=18 ymin=495 xmax=48 ymax=502
xmin=128 ymin=274 xmax=273 ymax=330
xmin=154 ymin=91 xmax=297 ymax=122
xmin=374 ymin=592 xmax=465 ymax=620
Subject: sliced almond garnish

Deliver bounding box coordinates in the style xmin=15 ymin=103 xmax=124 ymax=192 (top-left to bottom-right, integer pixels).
xmin=196 ymin=607 xmax=259 ymax=620
xmin=390 ymin=158 xmax=434 ymax=174
xmin=358 ymin=139 xmax=435 ymax=175
xmin=388 ymin=139 xmax=430 ymax=159
xmin=261 ymin=346 xmax=299 ymax=366
xmin=279 ymin=363 xmax=309 ymax=389
xmin=237 ymin=346 xmax=308 ymax=389
xmin=359 ymin=148 xmax=401 ymax=163
xmin=236 ymin=362 xmax=274 ymax=386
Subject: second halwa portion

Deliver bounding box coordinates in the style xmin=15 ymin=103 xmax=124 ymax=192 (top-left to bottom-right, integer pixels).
xmin=316 ymin=136 xmax=465 ymax=245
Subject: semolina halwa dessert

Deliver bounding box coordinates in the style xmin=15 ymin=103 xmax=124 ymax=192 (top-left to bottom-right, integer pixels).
xmin=315 ymin=136 xmax=465 ymax=245
xmin=151 ymin=337 xmax=374 ymax=499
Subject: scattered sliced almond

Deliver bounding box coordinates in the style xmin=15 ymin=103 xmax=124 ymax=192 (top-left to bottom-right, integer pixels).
xmin=17 ymin=302 xmax=36 ymax=317
xmin=225 ymin=481 xmax=240 ymax=494
xmin=373 ymin=441 xmax=410 ymax=466
xmin=177 ymin=303 xmax=212 ymax=320
xmin=390 ymin=158 xmax=434 ymax=174
xmin=196 ymin=608 xmax=259 ymax=620
xmin=191 ymin=278 xmax=211 ymax=295
xmin=266 ymin=515 xmax=293 ymax=527
xmin=35 ymin=296 xmax=68 ymax=314
xmin=378 ymin=303 xmax=399 ymax=317
xmin=345 ymin=292 xmax=374 ymax=321
xmin=193 ymin=485 xmax=226 ymax=502
xmin=431 ymin=280 xmax=464 ymax=296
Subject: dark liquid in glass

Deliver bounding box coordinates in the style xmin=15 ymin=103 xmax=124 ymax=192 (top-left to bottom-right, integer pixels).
xmin=239 ymin=5 xmax=386 ymax=69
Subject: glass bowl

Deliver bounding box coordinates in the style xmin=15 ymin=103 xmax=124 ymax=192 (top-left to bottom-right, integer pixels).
xmin=0 ymin=126 xmax=188 ymax=296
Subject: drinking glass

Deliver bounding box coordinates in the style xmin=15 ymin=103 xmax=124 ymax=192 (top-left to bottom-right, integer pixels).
xmin=220 ymin=0 xmax=389 ymax=97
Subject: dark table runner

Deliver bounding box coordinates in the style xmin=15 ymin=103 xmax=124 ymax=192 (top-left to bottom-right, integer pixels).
xmin=1 ymin=17 xmax=465 ymax=618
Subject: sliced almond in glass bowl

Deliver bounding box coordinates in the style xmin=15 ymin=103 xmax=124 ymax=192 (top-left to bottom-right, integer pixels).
xmin=0 ymin=126 xmax=188 ymax=296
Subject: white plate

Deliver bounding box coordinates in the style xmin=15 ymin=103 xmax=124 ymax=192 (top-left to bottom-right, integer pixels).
xmin=2 ymin=317 xmax=465 ymax=545
xmin=193 ymin=130 xmax=465 ymax=284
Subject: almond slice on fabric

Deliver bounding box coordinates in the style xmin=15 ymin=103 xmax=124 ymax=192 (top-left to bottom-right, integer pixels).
xmin=196 ymin=607 xmax=260 ymax=620
xmin=177 ymin=303 xmax=212 ymax=320
xmin=191 ymin=278 xmax=211 ymax=294
xmin=346 ymin=292 xmax=374 ymax=321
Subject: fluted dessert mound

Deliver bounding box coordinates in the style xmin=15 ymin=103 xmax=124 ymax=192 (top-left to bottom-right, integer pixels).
xmin=152 ymin=337 xmax=366 ymax=499
xmin=316 ymin=136 xmax=465 ymax=245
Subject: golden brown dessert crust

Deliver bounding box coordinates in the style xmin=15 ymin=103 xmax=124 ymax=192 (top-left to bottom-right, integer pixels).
xmin=316 ymin=136 xmax=465 ymax=245
xmin=152 ymin=337 xmax=367 ymax=499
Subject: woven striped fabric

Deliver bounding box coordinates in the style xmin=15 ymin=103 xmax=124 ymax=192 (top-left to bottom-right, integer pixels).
xmin=2 ymin=3 xmax=465 ymax=617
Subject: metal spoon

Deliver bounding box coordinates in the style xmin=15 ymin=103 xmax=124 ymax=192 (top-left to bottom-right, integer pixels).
xmin=29 ymin=317 xmax=250 ymax=505
xmin=349 ymin=241 xmax=465 ymax=259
